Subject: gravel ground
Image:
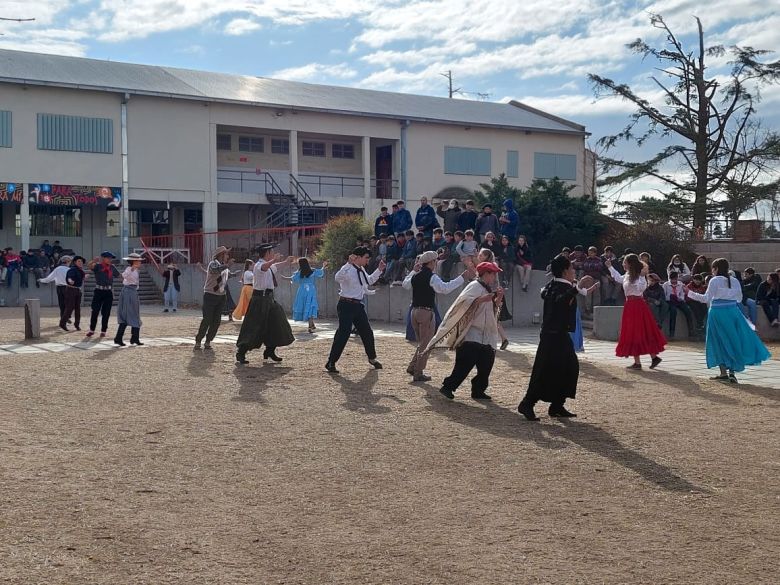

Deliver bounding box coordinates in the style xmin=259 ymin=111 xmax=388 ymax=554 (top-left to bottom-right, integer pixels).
xmin=1 ymin=308 xmax=778 ymax=584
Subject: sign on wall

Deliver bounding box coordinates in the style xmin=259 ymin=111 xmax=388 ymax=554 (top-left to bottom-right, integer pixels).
xmin=0 ymin=182 xmax=23 ymax=204
xmin=29 ymin=184 xmax=122 ymax=208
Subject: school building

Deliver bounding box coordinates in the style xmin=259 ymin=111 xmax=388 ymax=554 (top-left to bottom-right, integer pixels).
xmin=0 ymin=48 xmax=592 ymax=261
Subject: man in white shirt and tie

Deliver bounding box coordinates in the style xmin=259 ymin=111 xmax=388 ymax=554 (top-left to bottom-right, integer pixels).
xmin=325 ymin=246 xmax=386 ymax=373
xmin=662 ymin=271 xmax=695 ymax=338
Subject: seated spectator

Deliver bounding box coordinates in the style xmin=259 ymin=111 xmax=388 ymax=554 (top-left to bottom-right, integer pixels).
xmin=600 ymin=245 xmax=619 ymax=304
xmin=497 ymin=235 xmax=515 ymax=287
xmin=643 ymin=273 xmax=668 ymax=329
xmin=402 ymin=229 xmax=418 ymax=271
xmin=481 ymin=231 xmax=501 ymax=259
xmin=663 ymin=271 xmax=695 ymax=338
xmin=667 ymin=254 xmax=692 ymax=282
xmin=582 ymin=246 xmax=605 ymax=313
xmin=514 ymin=235 xmax=533 ymax=292
xmin=691 ymin=254 xmax=710 ymax=278
xmin=366 ymin=236 xmax=380 ymax=273
xmin=568 ymin=245 xmax=586 ymax=277
xmin=455 ymin=229 xmax=478 ymax=266
xmin=36 ymin=249 xmax=50 ymax=279
xmin=51 ymin=240 xmax=64 ymax=256
xmin=639 ymin=252 xmax=656 ymax=275
xmin=21 ymin=250 xmax=38 ymax=288
xmin=383 ymin=235 xmax=400 ymax=284
xmin=40 ymin=239 xmax=53 ymax=257
xmin=0 ymin=250 xmax=6 ymax=284
xmin=756 ymin=273 xmax=780 ymax=327
xmin=432 ymin=228 xmax=446 ymax=251
xmin=686 ymin=274 xmax=708 ymax=335
xmin=439 ymin=231 xmax=458 ymax=278
xmin=3 ymin=247 xmax=21 ymax=288
xmin=414 ymin=232 xmax=426 ymax=255
xmin=741 ymin=267 xmax=762 ymax=325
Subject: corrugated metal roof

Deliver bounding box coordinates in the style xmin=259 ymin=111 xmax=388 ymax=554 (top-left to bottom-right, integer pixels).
xmin=0 ymin=49 xmax=586 ymax=135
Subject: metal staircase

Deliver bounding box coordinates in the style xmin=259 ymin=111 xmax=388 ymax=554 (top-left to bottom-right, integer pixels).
xmin=260 ymin=173 xmax=328 ymax=229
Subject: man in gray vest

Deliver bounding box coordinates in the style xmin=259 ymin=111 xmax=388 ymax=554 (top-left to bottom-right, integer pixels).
xmin=402 ymin=250 xmax=474 ymax=381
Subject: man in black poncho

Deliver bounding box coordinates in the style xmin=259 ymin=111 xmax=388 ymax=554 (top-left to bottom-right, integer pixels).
xmin=518 ymin=255 xmax=597 ymax=420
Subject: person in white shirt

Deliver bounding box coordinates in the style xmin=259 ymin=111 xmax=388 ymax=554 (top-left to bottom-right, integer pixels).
xmin=114 ymin=253 xmax=144 ymax=346
xmin=422 ymin=261 xmax=504 ymax=400
xmin=662 ymin=271 xmax=695 ymax=338
xmin=325 ymin=246 xmax=386 ymax=373
xmin=235 ymin=244 xmax=295 ymax=364
xmin=666 ymin=254 xmax=692 ymax=283
xmin=38 ymin=255 xmax=72 ymax=321
xmin=686 ymin=258 xmax=770 ymax=383
xmin=402 ymin=250 xmax=474 ymax=381
xmin=606 ymin=253 xmax=666 ymax=370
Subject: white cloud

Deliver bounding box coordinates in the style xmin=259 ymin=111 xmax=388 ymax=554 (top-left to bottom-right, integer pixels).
xmin=224 ymin=18 xmax=262 ymax=36
xmin=272 ymin=62 xmax=358 ymax=82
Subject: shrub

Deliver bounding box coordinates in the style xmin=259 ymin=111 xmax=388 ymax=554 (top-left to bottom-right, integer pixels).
xmin=609 ymin=222 xmax=696 ymax=278
xmin=318 ymin=214 xmax=373 ymax=266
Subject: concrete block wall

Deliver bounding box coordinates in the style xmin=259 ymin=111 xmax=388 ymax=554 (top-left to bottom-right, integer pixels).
xmin=693 ymin=241 xmax=780 ymax=276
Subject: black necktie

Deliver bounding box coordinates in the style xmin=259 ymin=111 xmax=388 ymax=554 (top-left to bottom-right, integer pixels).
xmin=355 ymin=265 xmax=366 ymax=286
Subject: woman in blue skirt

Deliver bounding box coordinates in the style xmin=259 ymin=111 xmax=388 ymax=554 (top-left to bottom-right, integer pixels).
xmin=291 ymin=258 xmax=328 ymax=333
xmin=686 ymin=258 xmax=770 ymax=383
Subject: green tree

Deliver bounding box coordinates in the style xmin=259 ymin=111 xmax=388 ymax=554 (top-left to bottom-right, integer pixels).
xmin=591 ymin=14 xmax=780 ymax=232
xmin=474 ymin=177 xmax=605 ymax=268
xmin=318 ymin=214 xmax=372 ymax=266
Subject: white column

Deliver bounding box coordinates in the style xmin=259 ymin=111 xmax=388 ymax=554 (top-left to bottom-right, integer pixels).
xmin=362 ymin=136 xmax=371 ymax=201
xmin=289 ymin=130 xmax=299 ymax=178
xmin=20 ymin=183 xmax=30 ymax=251
xmin=203 ymin=122 xmax=219 ymax=260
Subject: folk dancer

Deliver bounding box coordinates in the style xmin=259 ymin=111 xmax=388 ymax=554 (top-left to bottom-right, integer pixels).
xmin=422 ymin=262 xmax=504 ymax=401
xmin=87 ymin=252 xmax=121 ymax=338
xmin=194 ymin=246 xmax=232 ymax=350
xmin=325 ymin=247 xmax=386 ymax=373
xmin=232 ymin=259 xmax=255 ymax=321
xmin=686 ymin=258 xmax=770 ymax=383
xmin=60 ymin=256 xmax=86 ymax=331
xmin=235 ymin=244 xmax=295 ymax=364
xmin=114 ymin=253 xmax=145 ymax=346
xmin=38 ymin=255 xmax=72 ymax=323
xmin=518 ymin=255 xmax=598 ymax=421
xmin=402 ymin=250 xmax=473 ymax=381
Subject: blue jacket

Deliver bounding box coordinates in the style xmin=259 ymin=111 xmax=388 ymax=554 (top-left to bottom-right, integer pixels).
xmin=402 ymin=238 xmax=417 ymax=259
xmin=415 ymin=204 xmax=439 ymax=236
xmin=500 ymin=199 xmax=519 ymax=240
xmin=392 ymin=208 xmax=413 ymax=234
xmin=374 ymin=214 xmax=392 ymax=237
xmin=385 ymin=242 xmax=400 ymax=261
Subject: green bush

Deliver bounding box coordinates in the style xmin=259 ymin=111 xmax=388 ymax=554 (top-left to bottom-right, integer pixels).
xmin=318 ymin=214 xmax=373 ymax=266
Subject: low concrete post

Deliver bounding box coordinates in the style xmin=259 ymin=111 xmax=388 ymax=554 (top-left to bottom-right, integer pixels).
xmin=25 ymin=298 xmax=41 ymax=339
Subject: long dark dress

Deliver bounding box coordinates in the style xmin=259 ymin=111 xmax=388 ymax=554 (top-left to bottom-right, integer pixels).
xmin=236 ymin=291 xmax=295 ymax=352
xmin=524 ymin=280 xmax=579 ymax=405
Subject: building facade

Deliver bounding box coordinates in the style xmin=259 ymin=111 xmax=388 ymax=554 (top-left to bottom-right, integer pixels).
xmin=0 ymin=49 xmax=591 ymax=261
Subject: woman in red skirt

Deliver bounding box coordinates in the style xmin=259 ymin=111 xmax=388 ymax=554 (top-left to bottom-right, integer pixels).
xmin=606 ymin=254 xmax=666 ymax=370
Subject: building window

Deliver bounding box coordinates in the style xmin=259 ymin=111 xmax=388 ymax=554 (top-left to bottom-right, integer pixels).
xmin=238 ymin=136 xmax=264 ymax=153
xmin=29 ymin=204 xmax=82 ymax=237
xmin=129 ymin=209 xmax=169 ymax=238
xmin=106 ymin=209 xmax=120 ymax=237
xmin=0 ymin=110 xmax=11 ymax=148
xmin=332 ymin=143 xmax=355 ymax=159
xmin=37 ymin=113 xmax=113 ymax=154
xmin=217 ymin=133 xmax=232 ymax=151
xmin=271 ymin=138 xmax=290 ymax=154
xmin=534 ymin=153 xmax=577 ymax=181
xmin=302 ymin=141 xmax=326 ymax=157
xmin=444 ymin=146 xmax=491 ymax=176
xmin=507 ymin=150 xmax=519 ymax=178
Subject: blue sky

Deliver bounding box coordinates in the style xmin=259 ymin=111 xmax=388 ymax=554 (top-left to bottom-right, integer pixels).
xmin=1 ymin=0 xmax=779 ymax=208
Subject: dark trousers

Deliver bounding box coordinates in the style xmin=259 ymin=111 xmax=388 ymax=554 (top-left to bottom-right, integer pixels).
xmin=56 ymin=285 xmax=67 ymax=320
xmin=759 ymin=299 xmax=779 ymax=322
xmin=61 ymin=287 xmax=82 ymax=328
xmin=669 ymin=301 xmax=694 ymax=337
xmin=114 ymin=324 xmax=141 ymax=343
xmin=442 ymin=341 xmax=495 ymax=395
xmin=327 ymin=299 xmax=376 ymax=364
xmin=196 ymin=292 xmax=226 ymax=344
xmin=688 ymin=300 xmax=707 ymax=331
xmin=90 ymin=289 xmax=114 ymax=333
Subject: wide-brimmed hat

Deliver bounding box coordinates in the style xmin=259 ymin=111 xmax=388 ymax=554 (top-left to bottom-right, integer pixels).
xmin=476 ymin=261 xmax=502 ymax=275
xmin=100 ymin=251 xmax=116 ymax=259
xmin=254 ymin=243 xmax=275 ymax=254
xmin=212 ymin=245 xmax=232 ymax=259
xmin=419 ymin=250 xmax=438 ymax=265
xmin=71 ymin=255 xmax=86 ymax=264
xmin=648 ymin=273 xmax=661 ymax=281
xmin=123 ymin=253 xmax=144 ymax=263
xmin=60 ymin=255 xmax=73 ymax=263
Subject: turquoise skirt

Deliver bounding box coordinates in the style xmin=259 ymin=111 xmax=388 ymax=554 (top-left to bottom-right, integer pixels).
xmin=570 ymin=307 xmax=584 ymax=353
xmin=705 ymin=300 xmax=770 ymax=372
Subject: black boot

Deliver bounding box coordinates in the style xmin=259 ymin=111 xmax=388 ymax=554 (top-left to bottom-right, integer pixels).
xmin=263 ymin=347 xmax=282 ymax=362
xmin=130 ymin=327 xmax=144 ymax=346
xmin=114 ymin=324 xmax=127 ymax=346
xmin=518 ymin=401 xmax=539 ymax=421
xmin=548 ymin=403 xmax=577 ymax=418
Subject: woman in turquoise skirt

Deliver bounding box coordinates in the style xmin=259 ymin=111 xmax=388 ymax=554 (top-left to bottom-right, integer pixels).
xmin=291 ymin=258 xmax=328 ymax=333
xmin=687 ymin=258 xmax=770 ymax=383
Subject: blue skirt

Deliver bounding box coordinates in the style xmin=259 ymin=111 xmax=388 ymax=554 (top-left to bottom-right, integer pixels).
xmin=570 ymin=307 xmax=584 ymax=353
xmin=705 ymin=301 xmax=770 ymax=372
xmin=117 ymin=285 xmax=142 ymax=328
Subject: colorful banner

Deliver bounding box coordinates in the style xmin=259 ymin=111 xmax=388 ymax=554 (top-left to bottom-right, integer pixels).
xmin=0 ymin=182 xmax=23 ymax=204
xmin=29 ymin=184 xmax=122 ymax=208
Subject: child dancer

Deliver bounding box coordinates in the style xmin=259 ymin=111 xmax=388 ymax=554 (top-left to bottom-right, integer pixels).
xmin=606 ymin=253 xmax=666 ymax=369
xmin=291 ymin=258 xmax=328 ymax=333
xmin=686 ymin=258 xmax=770 ymax=383
xmin=114 ymin=253 xmax=144 ymax=346
xmin=232 ymin=259 xmax=255 ymax=321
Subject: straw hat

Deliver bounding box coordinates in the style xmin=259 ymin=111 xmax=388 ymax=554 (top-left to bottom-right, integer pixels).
xmin=419 ymin=250 xmax=438 ymax=265
xmin=212 ymin=245 xmax=232 ymax=259
xmin=123 ymin=252 xmax=144 ymax=263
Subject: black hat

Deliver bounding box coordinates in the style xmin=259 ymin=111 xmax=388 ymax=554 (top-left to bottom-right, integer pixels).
xmin=71 ymin=255 xmax=86 ymax=264
xmin=255 ymin=243 xmax=276 ymax=253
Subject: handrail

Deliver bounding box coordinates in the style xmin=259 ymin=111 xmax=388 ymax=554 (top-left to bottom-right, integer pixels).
xmin=138 ymin=237 xmax=161 ymax=273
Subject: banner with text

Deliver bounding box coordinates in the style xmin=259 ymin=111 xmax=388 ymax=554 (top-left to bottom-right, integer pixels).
xmin=29 ymin=184 xmax=122 ymax=208
xmin=0 ymin=182 xmax=23 ymax=204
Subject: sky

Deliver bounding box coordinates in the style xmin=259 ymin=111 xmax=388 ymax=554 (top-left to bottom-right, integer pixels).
xmin=1 ymin=0 xmax=779 ymax=210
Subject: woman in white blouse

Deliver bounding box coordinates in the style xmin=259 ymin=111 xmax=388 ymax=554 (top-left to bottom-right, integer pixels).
xmin=666 ymin=254 xmax=692 ymax=283
xmin=114 ymin=253 xmax=144 ymax=346
xmin=686 ymin=258 xmax=770 ymax=383
xmin=606 ymin=253 xmax=666 ymax=370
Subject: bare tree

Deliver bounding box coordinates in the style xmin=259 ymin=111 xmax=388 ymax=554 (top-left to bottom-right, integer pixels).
xmin=590 ymin=14 xmax=780 ymax=232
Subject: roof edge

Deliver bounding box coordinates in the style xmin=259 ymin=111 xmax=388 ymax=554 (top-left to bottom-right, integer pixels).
xmin=507 ymin=100 xmax=586 ymax=133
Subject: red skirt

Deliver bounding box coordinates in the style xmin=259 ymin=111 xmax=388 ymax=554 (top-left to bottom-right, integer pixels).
xmin=615 ymin=297 xmax=667 ymax=357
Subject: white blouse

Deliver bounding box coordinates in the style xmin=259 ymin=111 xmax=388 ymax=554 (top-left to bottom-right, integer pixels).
xmin=242 ymin=270 xmax=254 ymax=285
xmin=122 ymin=266 xmax=140 ymax=286
xmin=608 ymin=266 xmax=647 ymax=297
xmin=686 ymin=276 xmax=743 ymax=306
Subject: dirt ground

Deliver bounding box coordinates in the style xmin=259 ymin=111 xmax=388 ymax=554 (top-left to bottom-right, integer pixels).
xmin=1 ymin=309 xmax=779 ymax=584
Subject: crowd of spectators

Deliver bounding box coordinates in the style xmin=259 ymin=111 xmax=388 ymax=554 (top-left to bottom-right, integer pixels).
xmin=0 ymin=240 xmax=74 ymax=289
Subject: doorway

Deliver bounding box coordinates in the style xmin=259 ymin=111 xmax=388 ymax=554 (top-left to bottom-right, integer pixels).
xmin=375 ymin=145 xmax=393 ymax=199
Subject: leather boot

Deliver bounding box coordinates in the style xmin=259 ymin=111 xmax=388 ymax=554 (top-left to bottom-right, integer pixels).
xmin=130 ymin=327 xmax=144 ymax=346
xmin=113 ymin=324 xmax=127 ymax=346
